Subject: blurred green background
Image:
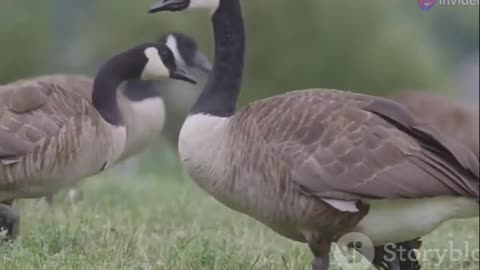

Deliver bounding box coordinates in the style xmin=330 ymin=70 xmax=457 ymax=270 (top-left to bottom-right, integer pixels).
xmin=0 ymin=0 xmax=478 ymax=174
xmin=0 ymin=2 xmax=479 ymax=269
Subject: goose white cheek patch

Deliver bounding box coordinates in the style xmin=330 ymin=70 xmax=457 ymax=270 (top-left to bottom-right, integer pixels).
xmin=166 ymin=35 xmax=186 ymax=68
xmin=141 ymin=47 xmax=169 ymax=80
xmin=189 ymin=0 xmax=220 ymax=13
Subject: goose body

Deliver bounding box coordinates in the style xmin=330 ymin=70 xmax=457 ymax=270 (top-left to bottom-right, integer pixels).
xmin=150 ymin=1 xmax=479 ymax=269
xmin=41 ymin=33 xmax=211 ymax=203
xmin=0 ymin=76 xmax=126 ymax=200
xmin=25 ymin=74 xmax=164 ymax=204
xmin=180 ymin=90 xmax=479 ymax=244
xmin=0 ymin=42 xmax=197 ymax=239
xmin=23 ymin=74 xmax=167 ymax=164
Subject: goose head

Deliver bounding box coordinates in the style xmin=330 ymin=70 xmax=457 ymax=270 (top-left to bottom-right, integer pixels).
xmin=160 ymin=32 xmax=212 ymax=73
xmin=123 ymin=34 xmax=210 ymax=101
xmin=104 ymin=42 xmax=197 ymax=84
xmin=92 ymin=43 xmax=197 ymax=125
xmin=140 ymin=43 xmax=197 ymax=84
xmin=149 ymin=0 xmax=221 ymax=13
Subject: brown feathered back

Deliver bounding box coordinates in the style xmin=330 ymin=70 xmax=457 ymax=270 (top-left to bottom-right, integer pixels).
xmin=235 ymin=89 xmax=479 ymax=200
xmin=0 ymin=77 xmax=90 ymax=163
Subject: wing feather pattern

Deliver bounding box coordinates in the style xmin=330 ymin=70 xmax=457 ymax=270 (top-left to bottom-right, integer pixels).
xmin=243 ymin=89 xmax=478 ymax=200
xmin=0 ymin=77 xmax=90 ymax=166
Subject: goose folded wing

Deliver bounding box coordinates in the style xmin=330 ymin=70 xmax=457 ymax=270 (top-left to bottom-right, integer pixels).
xmin=254 ymin=90 xmax=479 ymax=200
xmin=29 ymin=74 xmax=94 ymax=101
xmin=0 ymin=80 xmax=86 ymax=165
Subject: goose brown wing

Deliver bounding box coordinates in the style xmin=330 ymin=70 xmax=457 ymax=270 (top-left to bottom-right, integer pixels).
xmin=32 ymin=74 xmax=94 ymax=101
xmin=390 ymin=91 xmax=479 ymax=158
xmin=247 ymin=89 xmax=479 ymax=200
xmin=0 ymin=78 xmax=90 ymax=165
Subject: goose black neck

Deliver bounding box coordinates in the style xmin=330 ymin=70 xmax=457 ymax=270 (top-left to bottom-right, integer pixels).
xmin=190 ymin=0 xmax=245 ymax=117
xmin=92 ymin=66 xmax=125 ymax=126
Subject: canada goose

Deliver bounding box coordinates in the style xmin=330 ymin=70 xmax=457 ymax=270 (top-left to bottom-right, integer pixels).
xmin=43 ymin=33 xmax=211 ymax=204
xmin=128 ymin=32 xmax=212 ymax=148
xmin=0 ymin=42 xmax=196 ymax=239
xmin=121 ymin=32 xmax=211 ymax=159
xmin=149 ymin=1 xmax=479 ymax=270
xmin=390 ymin=91 xmax=479 ymax=158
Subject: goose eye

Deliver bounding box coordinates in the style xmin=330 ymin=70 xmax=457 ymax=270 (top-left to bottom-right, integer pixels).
xmin=160 ymin=50 xmax=176 ymax=67
xmin=161 ymin=50 xmax=172 ymax=59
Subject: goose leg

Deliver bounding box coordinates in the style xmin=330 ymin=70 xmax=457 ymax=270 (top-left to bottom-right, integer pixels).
xmin=308 ymin=238 xmax=332 ymax=270
xmin=372 ymin=245 xmax=401 ymax=270
xmin=397 ymin=239 xmax=422 ymax=270
xmin=66 ymin=188 xmax=84 ymax=204
xmin=44 ymin=194 xmax=55 ymax=205
xmin=0 ymin=200 xmax=19 ymax=241
xmin=43 ymin=188 xmax=84 ymax=206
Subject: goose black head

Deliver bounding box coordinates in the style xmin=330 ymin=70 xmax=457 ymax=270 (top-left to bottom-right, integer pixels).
xmin=107 ymin=42 xmax=197 ymax=84
xmin=93 ymin=43 xmax=196 ymax=126
xmin=149 ymin=0 xmax=220 ymax=13
xmin=159 ymin=32 xmax=212 ymax=73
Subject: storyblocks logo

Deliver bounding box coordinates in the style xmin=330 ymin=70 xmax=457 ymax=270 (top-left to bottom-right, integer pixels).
xmin=332 ymin=232 xmax=479 ymax=270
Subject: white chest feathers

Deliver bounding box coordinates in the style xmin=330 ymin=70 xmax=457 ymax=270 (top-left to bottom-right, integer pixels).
xmin=105 ymin=125 xmax=128 ymax=164
xmin=122 ymin=97 xmax=165 ymax=159
xmin=129 ymin=97 xmax=165 ymax=129
xmin=178 ymin=114 xmax=230 ymax=188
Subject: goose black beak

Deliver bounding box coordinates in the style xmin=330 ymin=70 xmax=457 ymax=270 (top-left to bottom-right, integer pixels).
xmin=148 ymin=0 xmax=186 ymax=13
xmin=171 ymin=69 xmax=197 ymax=84
xmin=192 ymin=51 xmax=212 ymax=73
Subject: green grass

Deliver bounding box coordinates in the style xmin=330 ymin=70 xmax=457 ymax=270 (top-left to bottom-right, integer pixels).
xmin=1 ymin=173 xmax=479 ymax=270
